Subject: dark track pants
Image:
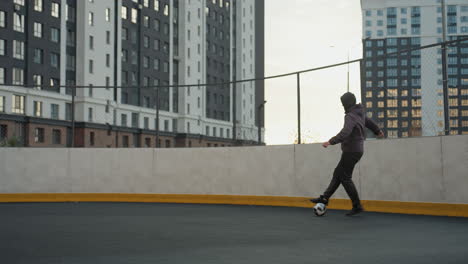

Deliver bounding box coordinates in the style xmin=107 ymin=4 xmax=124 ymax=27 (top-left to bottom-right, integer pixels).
xmin=323 ymin=152 xmax=363 ymax=208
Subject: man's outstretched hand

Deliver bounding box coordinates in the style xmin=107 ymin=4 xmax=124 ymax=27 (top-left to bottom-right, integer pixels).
xmin=377 ymin=131 xmax=385 ymax=138
xmin=322 ymin=142 xmax=331 ymax=148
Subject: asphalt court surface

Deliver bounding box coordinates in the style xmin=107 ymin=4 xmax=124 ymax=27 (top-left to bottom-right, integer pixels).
xmin=1 ymin=203 xmax=468 ymax=264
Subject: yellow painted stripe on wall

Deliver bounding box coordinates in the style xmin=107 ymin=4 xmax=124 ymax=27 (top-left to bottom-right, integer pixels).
xmin=1 ymin=193 xmax=467 ymax=218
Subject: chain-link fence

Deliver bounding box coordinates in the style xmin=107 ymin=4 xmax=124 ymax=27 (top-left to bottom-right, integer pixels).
xmin=0 ymin=37 xmax=467 ymax=147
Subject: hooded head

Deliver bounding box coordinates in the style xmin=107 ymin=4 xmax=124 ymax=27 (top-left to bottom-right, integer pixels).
xmin=340 ymin=92 xmax=356 ymax=113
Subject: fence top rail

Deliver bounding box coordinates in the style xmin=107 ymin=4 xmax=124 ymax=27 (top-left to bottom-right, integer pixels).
xmin=0 ymin=37 xmax=467 ymax=91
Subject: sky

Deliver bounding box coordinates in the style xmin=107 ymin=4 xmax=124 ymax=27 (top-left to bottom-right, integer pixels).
xmin=264 ymin=0 xmax=364 ymax=145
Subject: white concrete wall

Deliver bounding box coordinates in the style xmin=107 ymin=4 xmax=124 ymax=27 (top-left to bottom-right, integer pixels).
xmin=1 ymin=135 xmax=467 ymax=204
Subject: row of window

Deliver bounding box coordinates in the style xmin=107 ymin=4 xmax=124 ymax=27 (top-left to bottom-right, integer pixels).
xmin=32 ymin=127 xmax=62 ymax=144
xmin=364 ymin=7 xmax=420 ymax=17
xmin=116 ymin=111 xmax=231 ymax=138
xmin=0 ymin=67 xmax=26 ymax=85
xmin=365 ymin=98 xmax=468 ymax=109
xmin=122 ymin=28 xmax=170 ymax=49
xmin=366 ymin=69 xmax=422 ymax=78
xmin=121 ymin=70 xmax=168 ymax=88
xmin=0 ymin=95 xmax=62 ymax=119
xmin=365 ymin=27 xmax=421 ymax=37
xmin=122 ymin=4 xmax=169 ymax=24
xmin=367 ymin=15 xmax=468 ymax=28
xmin=210 ymin=0 xmax=230 ymax=10
xmin=366 ymin=99 xmax=422 ymax=108
xmin=0 ymin=95 xmax=228 ymax=136
xmin=364 ymin=5 xmax=468 ymax=17
xmin=367 ymin=88 xmax=468 ymax=98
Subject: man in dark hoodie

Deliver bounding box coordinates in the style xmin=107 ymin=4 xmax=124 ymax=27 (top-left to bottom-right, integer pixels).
xmin=311 ymin=92 xmax=383 ymax=216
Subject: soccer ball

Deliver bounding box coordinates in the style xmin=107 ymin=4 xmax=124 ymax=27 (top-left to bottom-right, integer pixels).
xmin=313 ymin=203 xmax=327 ymax=217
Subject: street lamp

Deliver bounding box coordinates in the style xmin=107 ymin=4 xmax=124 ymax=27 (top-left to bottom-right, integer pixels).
xmin=257 ymin=100 xmax=267 ymax=145
xmin=329 ymin=46 xmax=351 ymax=92
xmin=330 ymin=38 xmax=369 ymax=93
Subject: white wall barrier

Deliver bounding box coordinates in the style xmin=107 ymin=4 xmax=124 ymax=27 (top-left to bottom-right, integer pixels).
xmin=0 ymin=135 xmax=467 ymax=204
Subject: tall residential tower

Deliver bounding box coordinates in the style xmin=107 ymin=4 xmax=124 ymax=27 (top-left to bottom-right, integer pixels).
xmin=0 ymin=0 xmax=265 ymax=147
xmin=361 ymin=0 xmax=468 ymax=138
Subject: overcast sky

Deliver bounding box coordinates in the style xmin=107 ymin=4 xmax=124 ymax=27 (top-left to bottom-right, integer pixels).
xmin=264 ymin=0 xmax=363 ymax=145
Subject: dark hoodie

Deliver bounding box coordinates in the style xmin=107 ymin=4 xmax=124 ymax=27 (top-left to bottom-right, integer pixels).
xmin=329 ymin=94 xmax=381 ymax=152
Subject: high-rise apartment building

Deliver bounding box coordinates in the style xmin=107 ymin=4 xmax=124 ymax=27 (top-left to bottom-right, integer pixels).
xmin=361 ymin=0 xmax=468 ymax=138
xmin=0 ymin=0 xmax=265 ymax=147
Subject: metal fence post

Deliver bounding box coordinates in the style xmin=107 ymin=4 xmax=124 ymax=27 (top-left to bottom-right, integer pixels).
xmin=155 ymin=86 xmax=160 ymax=148
xmin=71 ymin=85 xmax=75 ymax=148
xmin=441 ymin=0 xmax=450 ymax=135
xmin=297 ymin=73 xmax=301 ymax=144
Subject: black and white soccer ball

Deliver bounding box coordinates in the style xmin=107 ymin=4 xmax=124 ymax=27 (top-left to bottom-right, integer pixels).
xmin=313 ymin=203 xmax=327 ymax=217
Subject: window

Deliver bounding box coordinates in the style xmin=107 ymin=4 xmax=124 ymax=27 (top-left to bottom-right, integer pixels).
xmin=153 ymin=39 xmax=160 ymax=51
xmin=153 ymin=58 xmax=160 ymax=70
xmin=51 ymin=104 xmax=59 ymax=119
xmin=12 ymin=95 xmax=25 ymax=114
xmin=13 ymin=13 xmax=24 ymax=32
xmin=90 ymin=132 xmax=95 ymax=146
xmin=51 ymin=27 xmax=60 ymax=43
xmin=121 ymin=114 xmax=127 ymax=126
xmin=33 ymin=0 xmax=43 ymax=11
xmin=89 ymin=35 xmax=94 ymax=50
xmin=127 ymin=49 xmax=136 ymax=64
xmin=0 ymin=68 xmax=4 ymax=84
xmin=51 ymin=2 xmax=60 ymax=18
xmin=52 ymin=129 xmax=61 ymax=144
xmin=106 ymin=54 xmax=110 ymax=67
xmin=65 ymin=103 xmax=72 ymax=121
xmin=131 ymin=8 xmax=138 ymax=23
xmin=106 ymin=31 xmax=111 ymax=44
xmin=34 ymin=128 xmax=45 ymax=143
xmin=67 ymin=30 xmax=75 ymax=47
xmin=0 ymin=11 xmax=5 ymax=28
xmin=106 ymin=8 xmax=111 ymax=22
xmin=0 ymin=39 xmax=5 ymax=56
xmin=32 ymin=48 xmax=43 ymax=64
xmin=66 ymin=54 xmax=75 ymax=70
xmin=12 ymin=68 xmax=24 ymax=85
xmin=144 ymin=137 xmax=151 ymax=148
xmin=13 ymin=40 xmax=24 ymax=60
xmin=88 ymin=107 xmax=93 ymax=122
xmin=164 ymin=4 xmax=169 ymax=16
xmin=122 ymin=136 xmax=129 ymax=147
xmin=143 ymin=35 xmax=150 ymax=48
xmin=33 ymin=75 xmax=42 ymax=88
xmin=172 ymin=119 xmax=178 ymax=132
xmin=51 ymin=53 xmax=59 ymax=68
xmin=89 ymin=60 xmax=94 ymax=73
xmin=32 ymin=101 xmax=42 ymax=117
xmin=122 ymin=6 xmax=127 ymax=19
xmin=89 ymin=12 xmax=94 ymax=26
xmin=132 ymin=113 xmax=139 ymax=128
xmin=34 ymin=22 xmax=43 ymax=38
xmin=154 ymin=0 xmax=160 ymax=11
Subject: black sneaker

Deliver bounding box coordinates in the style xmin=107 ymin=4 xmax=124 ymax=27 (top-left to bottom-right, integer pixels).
xmin=310 ymin=195 xmax=328 ymax=205
xmin=345 ymin=206 xmax=364 ymax=216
